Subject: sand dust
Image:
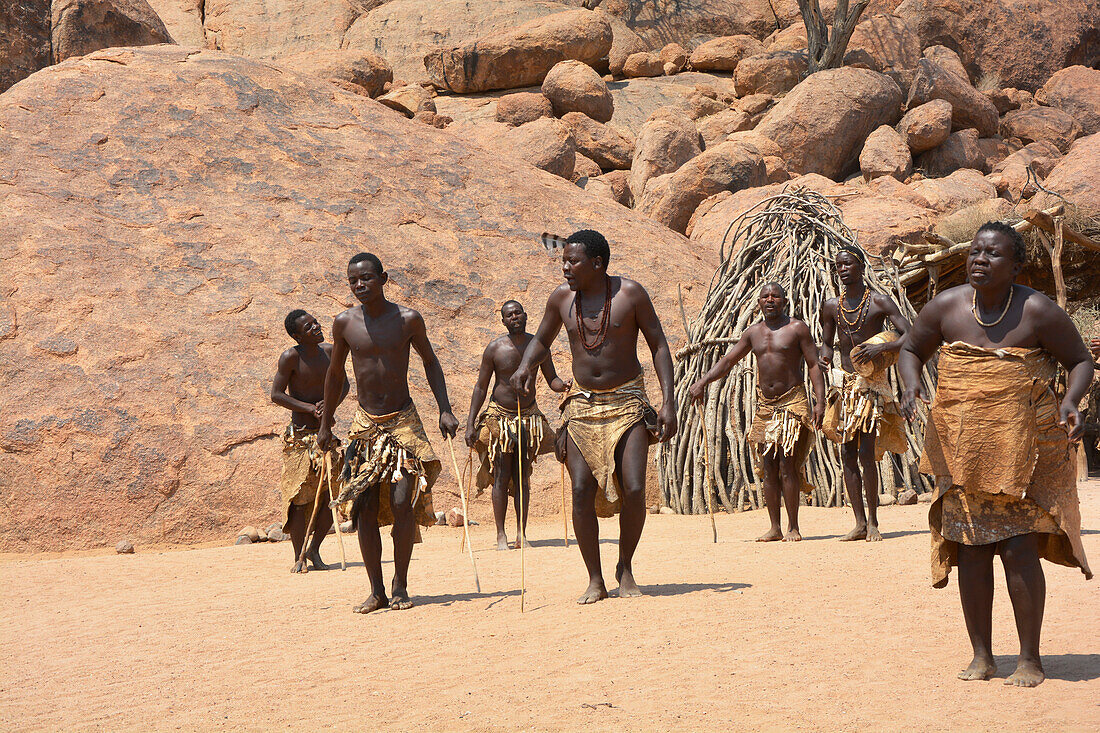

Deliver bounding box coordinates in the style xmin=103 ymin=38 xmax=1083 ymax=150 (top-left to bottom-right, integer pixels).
xmin=2 ymin=482 xmax=1098 ymax=731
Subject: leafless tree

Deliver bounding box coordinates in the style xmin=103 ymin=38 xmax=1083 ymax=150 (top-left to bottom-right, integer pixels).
xmin=799 ymin=0 xmax=870 ymax=75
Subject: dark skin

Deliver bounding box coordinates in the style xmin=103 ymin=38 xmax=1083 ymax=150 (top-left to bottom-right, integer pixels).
xmin=511 ymin=241 xmax=678 ymax=604
xmin=271 ymin=313 xmax=349 ymax=572
xmin=820 ymin=251 xmax=911 ymax=542
xmin=688 ymin=285 xmax=826 ymax=542
xmin=317 ymin=260 xmax=460 ymax=614
xmin=899 ymin=230 xmax=1093 ymax=688
xmin=465 ymin=302 xmax=568 ymax=551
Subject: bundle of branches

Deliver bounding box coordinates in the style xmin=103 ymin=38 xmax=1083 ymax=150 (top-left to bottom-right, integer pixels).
xmin=658 ymin=188 xmax=934 ymax=514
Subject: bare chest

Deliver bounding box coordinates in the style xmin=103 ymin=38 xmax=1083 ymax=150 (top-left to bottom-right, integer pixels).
xmin=347 ymin=315 xmax=408 ymax=359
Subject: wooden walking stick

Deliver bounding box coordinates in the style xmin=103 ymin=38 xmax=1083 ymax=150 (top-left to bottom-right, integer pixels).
xmin=294 ymin=456 xmax=329 ymax=572
xmin=325 ymin=452 xmax=348 ymax=571
xmin=459 ymin=449 xmax=473 ymax=554
xmin=445 ymin=436 xmax=481 ymax=593
xmin=694 ymin=401 xmax=719 ymax=544
xmin=517 ymin=401 xmax=527 ymax=612
xmin=561 ymin=461 xmax=569 ymax=547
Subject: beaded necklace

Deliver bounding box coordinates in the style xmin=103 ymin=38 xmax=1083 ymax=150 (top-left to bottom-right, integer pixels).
xmin=576 ymin=278 xmax=612 ymax=351
xmin=839 ymin=285 xmax=870 ymax=333
xmin=971 ymin=285 xmax=1014 ymax=327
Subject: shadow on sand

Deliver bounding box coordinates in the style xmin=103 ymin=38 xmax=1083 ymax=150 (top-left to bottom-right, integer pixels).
xmin=640 ymin=581 xmax=751 ymax=597
xmin=992 ymin=653 xmax=1100 ymax=682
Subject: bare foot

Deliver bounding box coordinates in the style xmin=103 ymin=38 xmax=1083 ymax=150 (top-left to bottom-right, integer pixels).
xmin=577 ymin=579 xmax=609 ymax=605
xmin=496 ymin=533 xmax=510 ymax=551
xmin=957 ymin=655 xmax=997 ymax=681
xmin=307 ymin=548 xmax=331 ymax=570
xmin=390 ymin=592 xmax=415 ymax=611
xmin=756 ymin=527 xmax=783 ymax=542
xmin=615 ymin=561 xmax=644 ymax=598
xmin=865 ymin=526 xmax=882 ymax=542
xmin=291 ymin=558 xmax=309 ymax=574
xmin=840 ymin=524 xmax=867 ymax=541
xmin=512 ymin=535 xmax=531 ymax=550
xmin=353 ymin=594 xmax=388 ymax=614
xmin=1004 ymin=658 xmax=1045 ymax=687
xmin=783 ymin=529 xmax=802 ymax=542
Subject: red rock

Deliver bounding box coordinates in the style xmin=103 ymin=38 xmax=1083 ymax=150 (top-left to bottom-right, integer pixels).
xmin=424 ymin=9 xmax=612 ymax=94
xmin=685 ymin=92 xmax=728 ymax=120
xmin=495 ymin=91 xmax=554 ymax=127
xmin=378 ymin=84 xmax=434 ymax=118
xmin=0 ymin=0 xmax=51 ymax=93
xmin=920 ymin=45 xmax=968 ymax=83
xmin=508 ymin=117 xmax=577 ymax=178
xmin=975 ymin=137 xmax=1011 ymax=174
xmin=115 ymin=540 xmax=136 ymax=554
xmin=445 ymin=507 xmax=465 ymax=527
xmin=52 ymin=0 xmax=174 ymax=63
xmin=1029 ymin=132 xmax=1100 ymax=213
xmin=895 ymin=0 xmax=1100 ymax=92
xmin=860 ymin=125 xmax=912 ymax=182
xmin=916 ymin=128 xmax=983 ymax=177
xmin=145 ymin=0 xmax=205 ymax=47
xmin=990 ymin=140 xmax=1062 ymax=201
xmin=622 ymin=51 xmax=664 ymax=78
xmin=277 ymin=49 xmax=393 ymax=98
xmin=572 ymin=152 xmax=603 ymax=181
xmin=896 ymin=99 xmax=951 ymax=154
xmin=605 ymin=12 xmax=648 ymax=76
xmin=658 ymin=43 xmax=689 ymax=71
xmin=734 ymin=93 xmax=773 ymax=116
xmin=560 ymin=111 xmax=634 ymax=170
xmin=542 ymin=59 xmax=614 ymax=122
xmin=907 ymin=58 xmax=998 ymax=137
xmin=985 ymin=88 xmax=1034 ymax=115
xmin=1000 ymin=106 xmax=1081 ymax=153
xmin=1035 ymin=66 xmax=1100 ymax=136
xmin=847 ymin=14 xmax=920 ymax=77
xmin=837 ymin=193 xmax=934 ymax=254
xmin=604 ymin=72 xmax=718 ymax=136
xmin=765 ymin=20 xmax=808 ymax=51
xmin=629 ymin=108 xmax=703 ymax=201
xmin=685 ymin=190 xmax=733 ymax=238
xmin=688 ymin=35 xmax=764 ymax=72
xmin=756 ymin=68 xmax=904 ymax=180
xmin=0 ymin=46 xmax=704 ymax=552
xmin=764 ymin=155 xmax=790 ymax=183
xmin=580 ymin=169 xmax=633 ymax=207
xmin=733 ymin=51 xmax=807 ymax=96
xmin=696 ymin=109 xmax=754 ymax=147
xmin=896 ymin=488 xmax=918 ymax=505
xmin=637 ymin=140 xmax=767 ymax=233
xmin=907 ymin=167 xmax=996 ymax=212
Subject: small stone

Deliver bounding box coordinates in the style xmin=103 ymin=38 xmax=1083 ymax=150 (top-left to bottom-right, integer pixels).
xmin=663 ymin=62 xmax=678 ymax=76
xmin=115 ymin=540 xmax=134 ymax=554
xmin=659 ymin=506 xmax=675 ymax=515
xmin=235 ymin=535 xmax=253 ymax=545
xmin=446 ymin=507 xmax=465 ymax=527
xmin=647 ymin=505 xmax=660 ymax=514
xmin=238 ymin=525 xmax=260 ymax=542
xmin=266 ymin=528 xmax=288 ymax=542
xmin=918 ymin=491 xmax=934 ymax=504
xmin=896 ymin=488 xmax=919 ymax=505
xmin=265 ymin=522 xmax=282 ymax=535
xmin=878 ymin=493 xmax=897 ymax=506
xmin=256 ymin=527 xmax=269 ymax=542
xmin=434 ymin=511 xmax=448 ymax=526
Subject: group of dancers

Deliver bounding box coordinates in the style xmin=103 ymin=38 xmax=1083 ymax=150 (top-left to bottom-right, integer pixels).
xmin=270 ymin=225 xmax=1093 ymax=687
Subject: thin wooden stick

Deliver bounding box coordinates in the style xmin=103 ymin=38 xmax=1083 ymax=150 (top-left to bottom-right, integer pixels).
xmin=561 ymin=460 xmax=569 ymax=547
xmin=517 ymin=400 xmax=527 ymax=613
xmin=295 ymin=456 xmax=328 ymax=572
xmin=694 ymin=401 xmax=718 ymax=543
xmin=459 ymin=449 xmax=473 ymax=554
xmin=326 ymin=452 xmax=347 ymax=571
xmin=445 ymin=436 xmax=481 ymax=593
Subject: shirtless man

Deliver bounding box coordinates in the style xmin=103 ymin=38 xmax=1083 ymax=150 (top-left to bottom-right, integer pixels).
xmin=271 ymin=310 xmax=348 ymax=572
xmin=899 ymin=222 xmax=1092 ymax=687
xmin=688 ymin=284 xmax=826 ymax=542
xmin=465 ymin=301 xmax=568 ymax=550
xmin=317 ymin=253 xmax=460 ymax=613
xmin=820 ymin=246 xmax=911 ymax=541
xmin=511 ymin=229 xmax=677 ymax=603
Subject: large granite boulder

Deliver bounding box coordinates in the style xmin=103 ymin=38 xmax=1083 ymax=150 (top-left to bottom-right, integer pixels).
xmin=276 ymin=49 xmax=393 ymax=98
xmin=52 ymin=0 xmax=174 ymax=63
xmin=1036 ymin=66 xmax=1100 ymax=136
xmin=906 ymin=58 xmax=999 ymax=137
xmin=0 ymin=0 xmax=51 ymax=93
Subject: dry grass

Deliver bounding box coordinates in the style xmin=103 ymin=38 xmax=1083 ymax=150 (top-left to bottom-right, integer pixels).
xmin=933 ymin=200 xmax=1014 ymax=246
xmin=976 ymin=71 xmax=1002 ymax=92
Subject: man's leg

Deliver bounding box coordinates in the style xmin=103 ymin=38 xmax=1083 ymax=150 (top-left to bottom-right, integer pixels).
xmin=567 ymin=434 xmax=608 ymax=604
xmin=613 ymin=422 xmax=650 ymax=597
xmin=840 ymin=439 xmax=867 ymax=541
xmin=1001 ymin=534 xmax=1047 ymax=687
xmin=510 ymin=451 xmax=532 ymax=549
xmin=353 ymin=487 xmax=389 ymax=613
xmin=303 ymin=488 xmax=334 ymax=569
xmin=389 ymin=475 xmax=417 ymax=610
xmin=757 ymin=453 xmax=783 ymax=542
xmin=778 ymin=454 xmax=801 ymax=542
xmin=287 ymin=504 xmax=307 ymax=570
xmin=957 ymin=542 xmax=997 ymax=680
xmin=858 ymin=435 xmax=882 ymax=541
xmin=492 ymin=455 xmax=514 ymax=551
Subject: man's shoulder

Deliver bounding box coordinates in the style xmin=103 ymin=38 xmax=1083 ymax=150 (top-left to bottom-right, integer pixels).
xmin=278 ymin=345 xmax=301 ymax=365
xmin=821 ymin=296 xmax=838 ymax=311
xmin=1019 ymin=285 xmax=1061 ymax=317
xmin=871 ymin=291 xmax=901 ymax=310
xmin=333 ymin=306 xmax=359 ymax=325
xmin=786 ymin=317 xmax=811 ymax=334
xmin=616 ymin=276 xmax=647 ymax=295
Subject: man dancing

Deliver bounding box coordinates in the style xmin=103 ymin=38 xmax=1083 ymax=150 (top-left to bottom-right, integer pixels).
xmin=689 ymin=283 xmax=825 ymax=542
xmin=318 ymin=253 xmax=460 ymax=613
xmin=271 ymin=310 xmax=349 ymax=572
xmin=900 ymin=221 xmax=1092 ymax=687
xmin=819 ymin=245 xmax=910 ymax=541
xmin=511 ymin=230 xmax=677 ymax=603
xmin=466 ymin=300 xmax=568 ymax=550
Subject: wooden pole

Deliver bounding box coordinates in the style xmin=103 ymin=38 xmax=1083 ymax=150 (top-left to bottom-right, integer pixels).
xmin=326 ymin=452 xmax=347 ymax=571
xmin=445 ymin=436 xmax=481 ymax=593
xmin=459 ymin=449 xmax=472 ymax=554
xmin=294 ymin=456 xmax=328 ymax=572
xmin=694 ymin=401 xmax=719 ymax=543
xmin=517 ymin=401 xmax=527 ymax=612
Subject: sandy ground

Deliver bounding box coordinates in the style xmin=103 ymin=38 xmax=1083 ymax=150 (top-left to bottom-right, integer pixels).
xmin=2 ymin=483 xmax=1098 ymax=732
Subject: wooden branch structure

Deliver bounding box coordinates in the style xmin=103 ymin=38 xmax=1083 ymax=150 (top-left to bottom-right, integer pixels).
xmin=800 ymin=0 xmax=871 ymax=75
xmin=658 ymin=189 xmax=935 ymax=514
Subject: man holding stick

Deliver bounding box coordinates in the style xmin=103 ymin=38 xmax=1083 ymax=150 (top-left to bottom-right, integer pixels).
xmin=819 ymin=245 xmax=910 ymax=541
xmin=466 ymin=300 xmax=568 ymax=550
xmin=899 ymin=222 xmax=1092 ymax=687
xmin=511 ymin=230 xmax=677 ymax=603
xmin=689 ymin=283 xmax=826 ymax=542
xmin=271 ymin=309 xmax=348 ymax=572
xmin=318 ymin=253 xmax=460 ymax=614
